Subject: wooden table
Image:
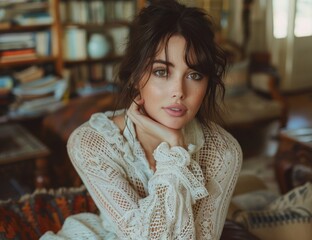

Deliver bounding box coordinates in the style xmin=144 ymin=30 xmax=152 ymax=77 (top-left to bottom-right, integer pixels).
xmin=42 ymin=92 xmax=118 ymax=187
xmin=0 ymin=123 xmax=50 ymax=195
xmin=274 ymin=127 xmax=312 ymax=193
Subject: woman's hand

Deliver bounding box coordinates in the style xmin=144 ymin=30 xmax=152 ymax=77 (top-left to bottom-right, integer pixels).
xmin=127 ymin=97 xmax=186 ymax=148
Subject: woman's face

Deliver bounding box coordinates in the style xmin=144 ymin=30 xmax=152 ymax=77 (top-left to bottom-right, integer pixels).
xmin=139 ymin=35 xmax=208 ymax=130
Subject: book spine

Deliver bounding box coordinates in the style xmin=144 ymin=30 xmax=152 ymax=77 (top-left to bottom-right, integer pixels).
xmin=64 ymin=27 xmax=86 ymax=60
xmin=0 ymin=48 xmax=36 ymax=57
xmin=35 ymin=30 xmax=51 ymax=56
xmin=0 ymin=32 xmax=35 ymax=43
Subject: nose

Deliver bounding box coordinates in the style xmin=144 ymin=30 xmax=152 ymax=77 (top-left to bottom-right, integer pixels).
xmin=171 ymin=78 xmax=185 ymax=99
xmin=172 ymin=92 xmax=184 ymax=99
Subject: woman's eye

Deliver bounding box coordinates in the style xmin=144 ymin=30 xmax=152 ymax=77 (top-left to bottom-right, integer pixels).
xmin=153 ymin=69 xmax=168 ymax=77
xmin=187 ymin=72 xmax=203 ymax=80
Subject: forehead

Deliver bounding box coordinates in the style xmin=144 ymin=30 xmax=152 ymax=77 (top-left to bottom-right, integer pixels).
xmin=154 ymin=35 xmax=198 ymax=64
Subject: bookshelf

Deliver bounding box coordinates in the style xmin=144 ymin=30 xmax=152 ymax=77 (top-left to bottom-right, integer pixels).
xmin=0 ymin=0 xmax=66 ymax=120
xmin=59 ymin=0 xmax=146 ymax=96
xmin=0 ymin=0 xmax=62 ymax=75
xmin=0 ymin=0 xmax=146 ymax=120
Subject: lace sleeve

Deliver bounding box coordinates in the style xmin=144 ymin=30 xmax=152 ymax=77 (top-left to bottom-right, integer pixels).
xmin=194 ymin=126 xmax=243 ymax=239
xmin=67 ymin=125 xmax=208 ymax=239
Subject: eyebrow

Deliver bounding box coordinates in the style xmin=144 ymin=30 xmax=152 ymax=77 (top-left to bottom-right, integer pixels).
xmin=153 ymin=59 xmax=174 ymax=67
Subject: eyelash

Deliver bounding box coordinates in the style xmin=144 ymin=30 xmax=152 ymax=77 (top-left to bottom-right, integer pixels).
xmin=153 ymin=68 xmax=168 ymax=77
xmin=153 ymin=68 xmax=203 ymax=81
xmin=187 ymin=72 xmax=203 ymax=81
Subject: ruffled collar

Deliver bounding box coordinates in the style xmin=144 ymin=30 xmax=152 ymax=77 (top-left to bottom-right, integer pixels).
xmin=88 ymin=110 xmax=206 ymax=190
xmin=122 ymin=111 xmax=205 ymax=154
xmin=90 ymin=109 xmax=205 ymax=155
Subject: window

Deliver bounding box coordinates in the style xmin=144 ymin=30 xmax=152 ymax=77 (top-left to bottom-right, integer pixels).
xmin=295 ymin=0 xmax=312 ymax=37
xmin=273 ymin=0 xmax=312 ymax=38
xmin=272 ymin=0 xmax=289 ymax=38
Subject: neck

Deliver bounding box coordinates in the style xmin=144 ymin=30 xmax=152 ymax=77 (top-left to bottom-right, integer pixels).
xmin=136 ymin=127 xmax=160 ymax=155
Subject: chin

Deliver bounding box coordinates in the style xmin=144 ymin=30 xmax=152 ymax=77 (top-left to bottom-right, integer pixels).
xmin=160 ymin=119 xmax=188 ymax=130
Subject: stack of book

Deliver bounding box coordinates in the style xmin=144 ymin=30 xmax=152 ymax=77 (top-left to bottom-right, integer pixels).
xmin=13 ymin=65 xmax=44 ymax=83
xmin=8 ymin=66 xmax=69 ymax=117
xmin=0 ymin=31 xmax=51 ymax=63
xmin=0 ymin=0 xmax=52 ymax=27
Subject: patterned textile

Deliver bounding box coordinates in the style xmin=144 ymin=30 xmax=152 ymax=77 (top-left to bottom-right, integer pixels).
xmin=0 ymin=185 xmax=98 ymax=240
xmin=233 ymin=182 xmax=312 ymax=240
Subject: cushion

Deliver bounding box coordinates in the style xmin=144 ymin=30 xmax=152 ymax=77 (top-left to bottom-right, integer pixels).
xmin=232 ymin=182 xmax=312 ymax=240
xmin=0 ymin=185 xmax=98 ymax=239
xmin=223 ymin=91 xmax=282 ymax=126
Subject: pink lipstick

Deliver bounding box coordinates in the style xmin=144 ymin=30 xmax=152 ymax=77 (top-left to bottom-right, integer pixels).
xmin=163 ymin=104 xmax=187 ymax=117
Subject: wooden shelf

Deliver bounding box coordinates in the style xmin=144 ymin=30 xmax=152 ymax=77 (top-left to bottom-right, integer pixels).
xmin=0 ymin=24 xmax=53 ymax=33
xmin=62 ymin=21 xmax=131 ymax=30
xmin=0 ymin=57 xmax=57 ymax=68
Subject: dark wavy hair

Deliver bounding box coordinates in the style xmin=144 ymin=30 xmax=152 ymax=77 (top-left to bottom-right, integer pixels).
xmin=116 ymin=0 xmax=227 ymax=128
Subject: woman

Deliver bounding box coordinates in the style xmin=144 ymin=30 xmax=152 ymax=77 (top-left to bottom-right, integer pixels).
xmin=41 ymin=0 xmax=242 ymax=239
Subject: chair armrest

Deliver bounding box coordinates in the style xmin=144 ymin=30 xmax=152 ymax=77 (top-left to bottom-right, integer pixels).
xmin=249 ymin=70 xmax=288 ymax=128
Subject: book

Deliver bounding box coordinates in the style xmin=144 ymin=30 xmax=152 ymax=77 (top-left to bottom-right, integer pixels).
xmin=0 ymin=40 xmax=35 ymax=51
xmin=0 ymin=31 xmax=50 ymax=56
xmin=11 ymin=96 xmax=65 ymax=114
xmin=122 ymin=1 xmax=135 ymax=21
xmin=0 ymin=21 xmax=11 ymax=30
xmin=13 ymin=65 xmax=45 ymax=84
xmin=0 ymin=32 xmax=34 ymax=43
xmin=35 ymin=30 xmax=51 ymax=56
xmin=0 ymin=54 xmax=37 ymax=63
xmin=10 ymin=1 xmax=49 ymax=11
xmin=0 ymin=47 xmax=37 ymax=62
xmin=0 ymin=48 xmax=36 ymax=57
xmin=12 ymin=75 xmax=58 ymax=97
xmin=9 ymin=77 xmax=69 ymax=116
xmin=0 ymin=32 xmax=36 ymax=53
xmin=108 ymin=26 xmax=129 ymax=56
xmin=63 ymin=27 xmax=87 ymax=60
xmin=0 ymin=75 xmax=13 ymax=97
xmin=14 ymin=12 xmax=52 ymax=25
xmin=91 ymin=0 xmax=105 ymax=24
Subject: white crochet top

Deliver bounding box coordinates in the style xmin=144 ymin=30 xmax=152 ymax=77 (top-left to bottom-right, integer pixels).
xmin=62 ymin=110 xmax=241 ymax=239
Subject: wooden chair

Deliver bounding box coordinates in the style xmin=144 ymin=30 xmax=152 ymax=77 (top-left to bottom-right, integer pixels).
xmin=222 ymin=51 xmax=288 ymax=130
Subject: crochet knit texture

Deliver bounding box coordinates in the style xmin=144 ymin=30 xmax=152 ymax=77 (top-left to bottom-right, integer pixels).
xmin=41 ymin=110 xmax=242 ymax=240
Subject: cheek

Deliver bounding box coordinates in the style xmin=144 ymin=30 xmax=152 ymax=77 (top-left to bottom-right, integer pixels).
xmin=191 ymin=94 xmax=206 ymax=113
xmin=140 ymin=83 xmax=164 ymax=100
xmin=188 ymin=90 xmax=207 ymax=116
xmin=191 ymin=83 xmax=208 ymax=104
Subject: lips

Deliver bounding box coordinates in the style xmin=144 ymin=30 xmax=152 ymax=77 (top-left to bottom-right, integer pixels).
xmin=163 ymin=104 xmax=187 ymax=117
